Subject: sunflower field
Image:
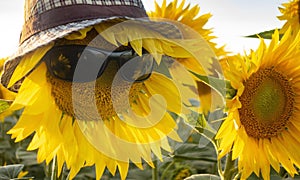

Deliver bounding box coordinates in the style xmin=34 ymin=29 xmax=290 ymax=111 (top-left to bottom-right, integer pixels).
xmin=1 ymin=0 xmax=300 ymax=180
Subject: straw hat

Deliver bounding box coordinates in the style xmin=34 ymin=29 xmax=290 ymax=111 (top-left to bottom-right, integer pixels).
xmin=1 ymin=0 xmax=182 ymax=90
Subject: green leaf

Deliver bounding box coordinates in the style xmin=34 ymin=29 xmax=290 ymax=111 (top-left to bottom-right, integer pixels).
xmin=174 ymin=142 xmax=217 ymax=162
xmin=0 ymin=164 xmax=24 ymax=179
xmin=154 ymin=56 xmax=172 ymax=78
xmin=168 ymin=117 xmax=194 ymax=148
xmin=0 ymin=139 xmax=12 ymax=150
xmin=0 ymin=99 xmax=12 ymax=114
xmin=16 ymin=147 xmax=38 ymax=166
xmin=127 ymin=168 xmax=152 ymax=179
xmin=184 ymin=174 xmax=221 ymax=180
xmin=189 ymin=71 xmax=226 ymax=98
xmin=245 ymin=29 xmax=282 ymax=39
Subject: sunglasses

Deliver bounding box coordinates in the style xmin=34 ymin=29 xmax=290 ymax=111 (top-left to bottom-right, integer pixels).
xmin=42 ymin=45 xmax=155 ymax=83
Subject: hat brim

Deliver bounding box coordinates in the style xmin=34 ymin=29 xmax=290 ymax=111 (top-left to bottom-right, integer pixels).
xmin=1 ymin=17 xmax=182 ymax=91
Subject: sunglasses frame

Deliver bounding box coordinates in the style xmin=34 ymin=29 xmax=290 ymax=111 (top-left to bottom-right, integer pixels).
xmin=41 ymin=45 xmax=154 ymax=83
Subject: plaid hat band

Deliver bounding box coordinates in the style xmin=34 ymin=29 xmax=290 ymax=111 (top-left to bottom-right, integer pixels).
xmin=21 ymin=0 xmax=148 ymax=44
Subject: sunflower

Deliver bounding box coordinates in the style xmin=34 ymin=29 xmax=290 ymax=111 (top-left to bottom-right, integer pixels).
xmin=6 ymin=21 xmax=206 ymax=179
xmin=278 ymin=0 xmax=300 ymax=34
xmin=148 ymin=0 xmax=226 ymax=115
xmin=216 ymin=28 xmax=300 ymax=179
xmin=148 ymin=0 xmax=226 ymax=58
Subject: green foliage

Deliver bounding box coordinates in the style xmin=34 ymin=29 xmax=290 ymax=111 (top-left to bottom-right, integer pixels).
xmin=0 ymin=164 xmax=32 ymax=179
xmin=189 ymin=71 xmax=226 ymax=98
xmin=0 ymin=113 xmax=45 ymax=179
xmin=0 ymin=99 xmax=12 ymax=114
xmin=246 ymin=29 xmax=283 ymax=39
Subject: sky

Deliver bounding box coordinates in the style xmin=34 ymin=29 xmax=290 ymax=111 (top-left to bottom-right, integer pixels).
xmin=0 ymin=0 xmax=287 ymax=57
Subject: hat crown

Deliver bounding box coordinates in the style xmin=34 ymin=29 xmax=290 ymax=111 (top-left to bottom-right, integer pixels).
xmin=21 ymin=0 xmax=147 ymax=43
xmin=24 ymin=0 xmax=37 ymax=21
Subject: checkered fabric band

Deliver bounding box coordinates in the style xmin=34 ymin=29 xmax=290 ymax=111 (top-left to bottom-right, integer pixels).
xmin=21 ymin=0 xmax=147 ymax=43
xmin=25 ymin=0 xmax=144 ymax=21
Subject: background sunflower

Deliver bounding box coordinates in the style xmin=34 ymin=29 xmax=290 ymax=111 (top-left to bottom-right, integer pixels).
xmin=278 ymin=0 xmax=300 ymax=34
xmin=148 ymin=0 xmax=226 ymax=116
xmin=216 ymin=29 xmax=300 ymax=180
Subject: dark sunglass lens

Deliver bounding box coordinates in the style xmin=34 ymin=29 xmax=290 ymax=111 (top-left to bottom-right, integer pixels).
xmin=47 ymin=46 xmax=80 ymax=81
xmin=73 ymin=49 xmax=107 ymax=82
xmin=120 ymin=54 xmax=154 ymax=82
xmin=46 ymin=46 xmax=108 ymax=82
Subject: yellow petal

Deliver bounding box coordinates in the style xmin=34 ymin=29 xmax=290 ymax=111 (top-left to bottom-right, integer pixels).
xmin=64 ymin=26 xmax=93 ymax=40
xmin=117 ymin=161 xmax=130 ymax=180
xmin=8 ymin=44 xmax=53 ymax=88
xmin=144 ymin=72 xmax=182 ymax=114
xmin=10 ymin=63 xmax=48 ymax=111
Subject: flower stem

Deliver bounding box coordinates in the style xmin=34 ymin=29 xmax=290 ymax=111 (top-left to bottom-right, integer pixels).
xmin=217 ymin=158 xmax=224 ymax=178
xmin=51 ymin=156 xmax=58 ymax=180
xmin=152 ymin=160 xmax=159 ymax=180
xmin=223 ymin=151 xmax=236 ymax=180
xmin=161 ymin=161 xmax=174 ymax=180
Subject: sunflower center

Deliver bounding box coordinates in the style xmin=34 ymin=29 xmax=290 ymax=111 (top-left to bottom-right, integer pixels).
xmin=239 ymin=67 xmax=294 ymax=138
xmin=46 ymin=61 xmax=143 ymax=121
